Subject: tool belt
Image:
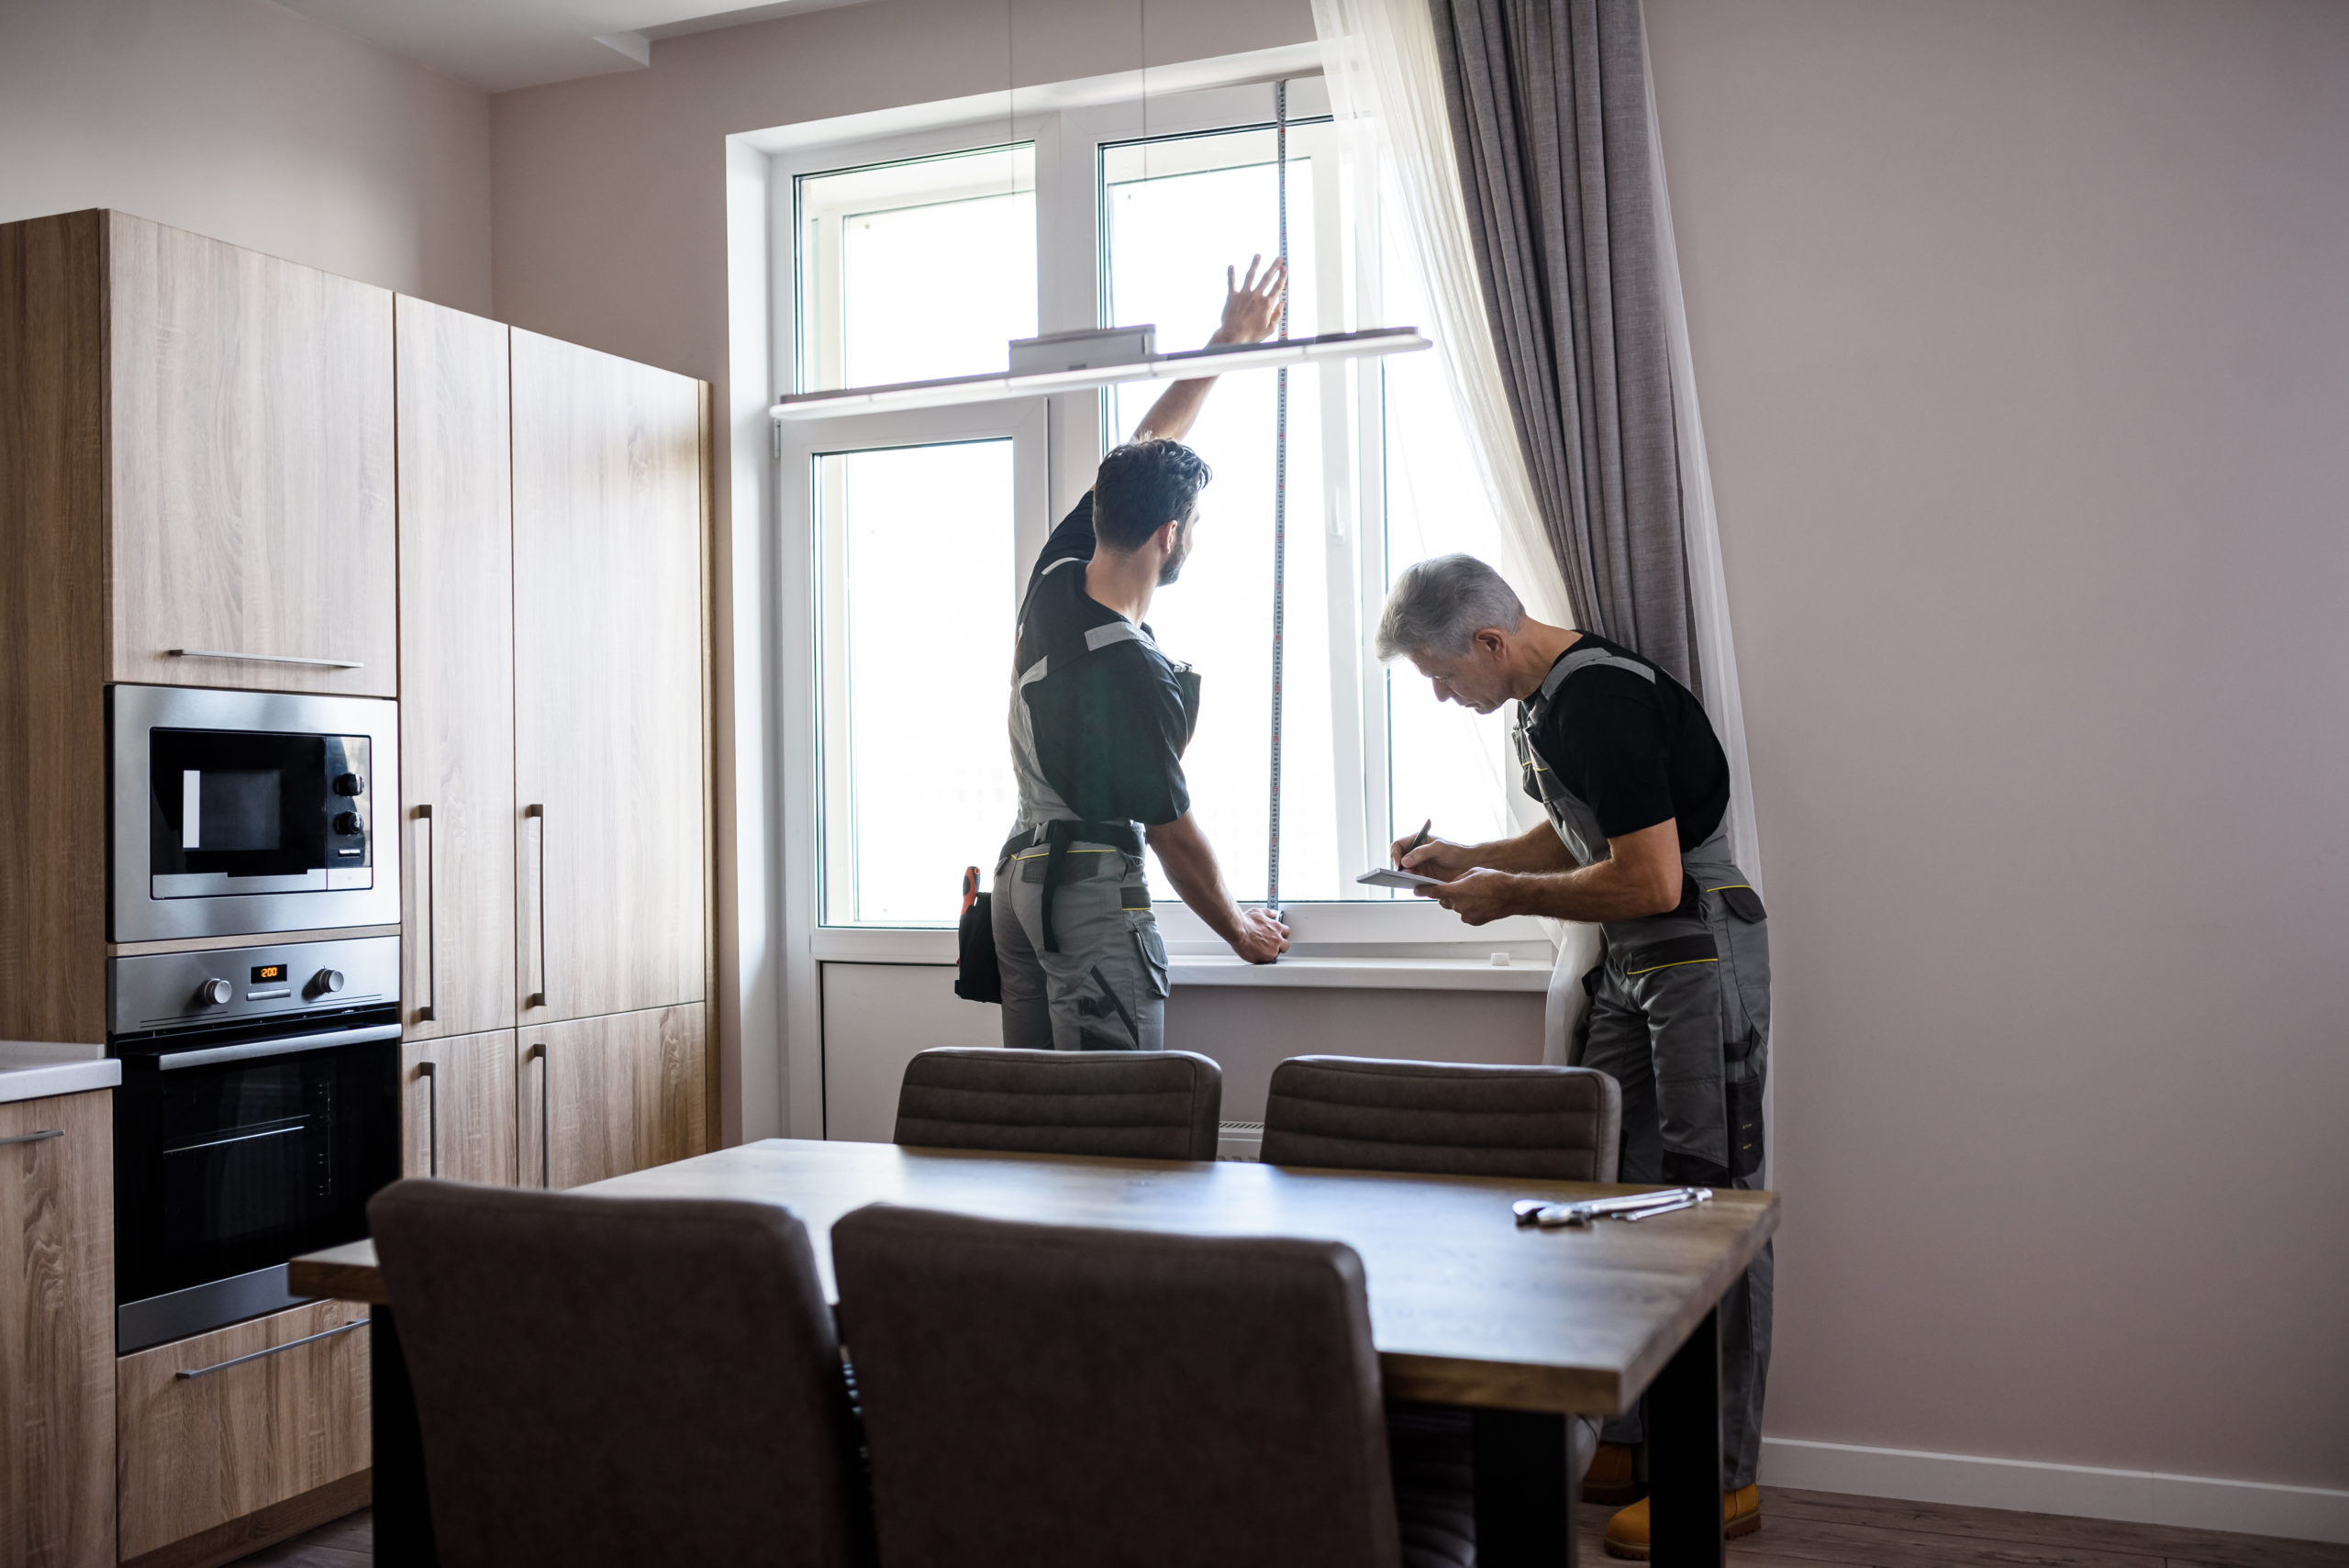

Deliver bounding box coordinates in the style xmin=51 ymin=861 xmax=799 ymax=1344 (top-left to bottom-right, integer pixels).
xmin=1000 ymin=819 xmax=1143 ymax=954
xmin=954 ymin=866 xmax=1001 ymax=1004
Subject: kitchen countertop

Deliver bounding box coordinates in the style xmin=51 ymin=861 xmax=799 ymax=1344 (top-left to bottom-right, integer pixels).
xmin=0 ymin=1041 xmax=120 ymax=1104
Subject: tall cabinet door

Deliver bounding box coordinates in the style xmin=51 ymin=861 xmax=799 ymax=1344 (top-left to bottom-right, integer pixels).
xmin=510 ymin=329 xmax=706 ymax=1025
xmin=395 ymin=296 xmax=517 ymax=1038
xmin=518 ymin=1005 xmax=707 ymax=1190
xmin=106 ymin=211 xmax=395 ymax=695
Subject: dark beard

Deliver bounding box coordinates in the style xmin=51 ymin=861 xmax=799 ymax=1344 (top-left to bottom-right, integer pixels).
xmin=1156 ymin=520 xmax=1194 ymax=585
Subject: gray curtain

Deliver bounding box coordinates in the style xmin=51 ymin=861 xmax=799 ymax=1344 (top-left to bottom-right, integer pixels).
xmin=1430 ymin=0 xmax=1697 ymax=691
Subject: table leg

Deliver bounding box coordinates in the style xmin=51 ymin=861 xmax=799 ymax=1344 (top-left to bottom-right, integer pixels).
xmin=1647 ymin=1305 xmax=1724 ymax=1568
xmin=370 ymin=1306 xmax=439 ymax=1567
xmin=1471 ymin=1407 xmax=1578 ymax=1567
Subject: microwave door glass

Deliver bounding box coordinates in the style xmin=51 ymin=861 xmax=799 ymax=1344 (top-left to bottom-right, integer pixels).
xmin=149 ymin=729 xmax=339 ymax=896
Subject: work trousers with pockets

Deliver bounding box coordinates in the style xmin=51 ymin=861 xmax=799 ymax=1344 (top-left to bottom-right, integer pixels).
xmin=1579 ymin=881 xmax=1774 ymax=1493
xmin=992 ymin=841 xmax=1170 ymax=1051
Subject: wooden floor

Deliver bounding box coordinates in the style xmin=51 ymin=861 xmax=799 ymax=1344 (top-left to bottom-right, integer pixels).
xmin=244 ymin=1493 xmax=2349 ymax=1567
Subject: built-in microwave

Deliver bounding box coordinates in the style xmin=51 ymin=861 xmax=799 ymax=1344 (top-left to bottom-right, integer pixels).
xmin=109 ymin=685 xmax=400 ymax=941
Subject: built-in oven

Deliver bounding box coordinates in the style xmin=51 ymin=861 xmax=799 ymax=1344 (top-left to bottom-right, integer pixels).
xmin=109 ymin=935 xmax=401 ymax=1352
xmin=109 ymin=684 xmax=400 ymax=942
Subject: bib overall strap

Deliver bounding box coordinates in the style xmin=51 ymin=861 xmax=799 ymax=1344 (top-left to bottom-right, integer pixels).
xmin=1533 ymin=641 xmax=1655 ymax=706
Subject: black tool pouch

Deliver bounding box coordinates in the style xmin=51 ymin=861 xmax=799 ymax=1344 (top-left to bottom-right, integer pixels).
xmin=954 ymin=866 xmax=1001 ymax=1004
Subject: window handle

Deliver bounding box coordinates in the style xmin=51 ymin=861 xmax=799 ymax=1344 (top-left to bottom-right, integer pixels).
xmin=174 ymin=1318 xmax=365 ymax=1379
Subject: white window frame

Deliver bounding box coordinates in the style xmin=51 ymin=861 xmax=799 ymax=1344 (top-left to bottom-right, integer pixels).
xmin=780 ymin=400 xmax=1050 ymax=952
xmin=754 ymin=67 xmax=1550 ymax=987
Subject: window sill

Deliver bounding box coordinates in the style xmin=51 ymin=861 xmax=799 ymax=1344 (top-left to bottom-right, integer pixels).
xmin=1169 ymin=955 xmax=1551 ymax=993
xmin=806 ymin=932 xmax=1558 ymax=992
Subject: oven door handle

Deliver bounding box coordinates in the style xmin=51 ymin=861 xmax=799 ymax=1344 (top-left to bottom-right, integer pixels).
xmin=139 ymin=1023 xmax=404 ymax=1072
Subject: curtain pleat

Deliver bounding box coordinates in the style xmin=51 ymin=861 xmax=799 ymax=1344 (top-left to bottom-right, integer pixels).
xmin=1431 ymin=0 xmax=1699 ymax=693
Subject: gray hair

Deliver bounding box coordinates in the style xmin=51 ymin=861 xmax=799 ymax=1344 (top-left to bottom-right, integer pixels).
xmin=1375 ymin=553 xmax=1526 ymax=661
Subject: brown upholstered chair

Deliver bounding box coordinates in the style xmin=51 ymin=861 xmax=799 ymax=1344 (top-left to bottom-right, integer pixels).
xmin=1260 ymin=1054 xmax=1622 ymax=1182
xmin=1260 ymin=1055 xmax=1624 ymax=1558
xmin=831 ymin=1202 xmax=1452 ymax=1568
xmin=892 ymin=1045 xmax=1222 ymax=1162
xmin=367 ymin=1179 xmax=870 ymax=1568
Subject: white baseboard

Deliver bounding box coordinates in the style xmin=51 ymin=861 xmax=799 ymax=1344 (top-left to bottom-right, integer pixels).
xmin=1761 ymin=1437 xmax=2349 ymax=1545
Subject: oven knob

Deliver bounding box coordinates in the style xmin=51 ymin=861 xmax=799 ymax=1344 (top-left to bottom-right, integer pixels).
xmin=308 ymin=969 xmax=347 ymax=999
xmin=332 ymin=773 xmax=365 ymax=796
xmin=333 ymin=811 xmax=362 ymax=836
xmin=195 ymin=978 xmax=232 ymax=1006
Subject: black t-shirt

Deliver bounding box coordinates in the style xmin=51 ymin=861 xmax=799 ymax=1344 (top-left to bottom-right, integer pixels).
xmin=1522 ymin=632 xmax=1730 ymax=851
xmin=1014 ymin=495 xmax=1193 ymax=828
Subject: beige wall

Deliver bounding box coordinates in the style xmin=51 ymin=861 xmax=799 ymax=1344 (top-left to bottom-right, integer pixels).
xmin=0 ymin=0 xmax=491 ymax=311
xmin=1645 ymin=0 xmax=2349 ymax=1490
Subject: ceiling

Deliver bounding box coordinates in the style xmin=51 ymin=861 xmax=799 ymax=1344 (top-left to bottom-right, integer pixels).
xmin=277 ymin=0 xmax=875 ymax=94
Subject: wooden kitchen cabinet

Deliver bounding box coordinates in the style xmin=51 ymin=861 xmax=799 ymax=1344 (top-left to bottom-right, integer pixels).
xmin=115 ymin=1300 xmax=370 ymax=1566
xmin=400 ymin=1031 xmax=518 ymax=1185
xmin=395 ymin=295 xmax=517 ymax=1037
xmin=105 ymin=211 xmax=396 ymax=696
xmin=511 ymin=328 xmax=707 ymax=1025
xmin=0 ymin=1090 xmax=114 ymax=1568
xmin=519 ymin=1004 xmax=707 ymax=1191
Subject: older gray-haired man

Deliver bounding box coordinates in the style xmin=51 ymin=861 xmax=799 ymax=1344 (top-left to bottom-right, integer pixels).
xmin=1378 ymin=552 xmax=1772 ymax=1558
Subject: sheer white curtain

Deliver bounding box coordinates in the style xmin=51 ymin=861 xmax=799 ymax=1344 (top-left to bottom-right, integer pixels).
xmin=1643 ymin=34 xmax=1765 ymax=892
xmin=1312 ymin=0 xmax=1765 ymax=1064
xmin=1314 ymin=0 xmax=1596 ymax=1059
xmin=1312 ymin=0 xmax=1565 ymax=630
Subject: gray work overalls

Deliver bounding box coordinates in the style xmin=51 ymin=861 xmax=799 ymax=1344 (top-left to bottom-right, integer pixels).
xmin=992 ymin=557 xmax=1197 ymax=1051
xmin=1516 ymin=642 xmax=1775 ymax=1492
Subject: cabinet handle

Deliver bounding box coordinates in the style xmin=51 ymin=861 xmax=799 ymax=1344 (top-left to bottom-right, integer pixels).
xmin=531 ymin=1041 xmax=550 ymax=1188
xmin=1 ymin=1129 xmax=65 ymax=1148
xmin=526 ymin=805 xmax=548 ymax=1010
xmin=418 ymin=1059 xmax=440 ymax=1177
xmin=166 ymin=648 xmax=363 ymax=671
xmin=174 ymin=1318 xmax=366 ymax=1379
xmin=414 ymin=806 xmax=437 ymax=1024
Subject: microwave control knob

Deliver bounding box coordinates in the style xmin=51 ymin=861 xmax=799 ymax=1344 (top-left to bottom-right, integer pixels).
xmin=332 ymin=811 xmax=362 ymax=836
xmin=195 ymin=978 xmax=232 ymax=1006
xmin=332 ymin=773 xmax=365 ymax=796
xmin=309 ymin=969 xmax=347 ymax=999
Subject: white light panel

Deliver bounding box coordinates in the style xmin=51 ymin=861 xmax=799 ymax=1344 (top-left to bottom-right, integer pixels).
xmin=770 ymin=327 xmax=1431 ymax=421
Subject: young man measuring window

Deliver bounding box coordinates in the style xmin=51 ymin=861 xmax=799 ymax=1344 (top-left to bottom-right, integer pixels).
xmin=993 ymin=259 xmax=1292 ymax=1051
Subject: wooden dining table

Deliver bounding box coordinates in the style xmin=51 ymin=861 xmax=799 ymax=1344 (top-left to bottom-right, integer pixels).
xmin=291 ymin=1138 xmax=1777 ymax=1568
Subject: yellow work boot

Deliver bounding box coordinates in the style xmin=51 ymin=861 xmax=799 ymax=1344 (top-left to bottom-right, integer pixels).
xmin=1583 ymin=1440 xmax=1641 ymax=1505
xmin=1601 ymin=1484 xmax=1761 ymax=1560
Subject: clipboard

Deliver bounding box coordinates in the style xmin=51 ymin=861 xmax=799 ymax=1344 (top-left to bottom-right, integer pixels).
xmin=1354 ymin=867 xmax=1443 ymax=890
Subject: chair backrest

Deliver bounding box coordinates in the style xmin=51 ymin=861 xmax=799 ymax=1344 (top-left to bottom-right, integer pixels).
xmin=1260 ymin=1055 xmax=1622 ymax=1183
xmin=893 ymin=1046 xmax=1222 ymax=1162
xmin=832 ymin=1203 xmax=1401 ymax=1568
xmin=367 ymin=1179 xmax=868 ymax=1568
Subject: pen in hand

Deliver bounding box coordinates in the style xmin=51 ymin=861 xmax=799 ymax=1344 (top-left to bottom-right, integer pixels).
xmin=1398 ymin=817 xmax=1431 ymax=868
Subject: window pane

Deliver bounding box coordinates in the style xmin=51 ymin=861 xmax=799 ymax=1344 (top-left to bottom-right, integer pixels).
xmin=1103 ymin=128 xmax=1342 ymax=903
xmin=1378 ymin=196 xmax=1513 ymax=856
xmin=800 ymin=147 xmax=1035 ymax=392
xmin=818 ymin=440 xmax=1017 ymax=925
